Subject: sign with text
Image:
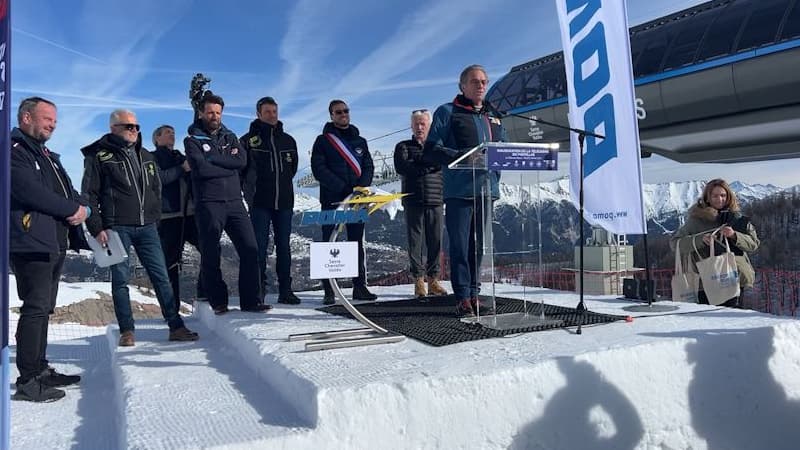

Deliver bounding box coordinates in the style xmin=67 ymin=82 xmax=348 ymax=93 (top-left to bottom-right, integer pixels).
xmin=486 ymin=144 xmax=559 ymax=171
xmin=310 ymin=242 xmax=358 ymax=279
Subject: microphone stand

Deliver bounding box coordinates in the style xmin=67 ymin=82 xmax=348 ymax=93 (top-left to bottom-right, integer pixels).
xmin=492 ymin=107 xmax=604 ymax=335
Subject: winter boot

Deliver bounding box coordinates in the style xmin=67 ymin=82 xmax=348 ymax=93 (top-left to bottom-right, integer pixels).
xmin=427 ymin=277 xmax=448 ymax=296
xmin=40 ymin=367 xmax=81 ymax=387
xmin=414 ymin=277 xmax=427 ymax=298
xmin=13 ymin=375 xmax=65 ymax=403
xmin=352 ymin=284 xmax=378 ymax=301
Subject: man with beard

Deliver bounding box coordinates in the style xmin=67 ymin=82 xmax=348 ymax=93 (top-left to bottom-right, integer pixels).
xmin=151 ymin=125 xmax=204 ymax=306
xmin=184 ymin=94 xmax=270 ymax=315
xmin=240 ymin=97 xmax=301 ymax=304
xmin=311 ymin=99 xmax=377 ymax=305
xmin=10 ymin=97 xmax=89 ymax=401
xmin=82 ymin=109 xmax=199 ymax=346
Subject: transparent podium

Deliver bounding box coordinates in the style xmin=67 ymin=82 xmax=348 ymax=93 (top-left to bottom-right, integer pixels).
xmin=449 ymin=141 xmax=564 ymax=330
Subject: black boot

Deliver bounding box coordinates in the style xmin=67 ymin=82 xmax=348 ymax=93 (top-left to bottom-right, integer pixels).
xmin=322 ymin=282 xmax=336 ymax=305
xmin=278 ymin=286 xmax=301 ymax=305
xmin=14 ymin=374 xmax=66 ymax=402
xmin=352 ymin=284 xmax=378 ymax=301
xmin=40 ymin=367 xmax=81 ymax=387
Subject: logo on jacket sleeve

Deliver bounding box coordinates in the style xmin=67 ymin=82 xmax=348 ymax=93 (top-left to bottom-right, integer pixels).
xmin=355 ymin=147 xmax=364 ymax=155
xmin=283 ymin=152 xmax=293 ymax=163
xmin=202 ymin=143 xmax=211 ymax=152
xmin=97 ymin=150 xmax=113 ymax=162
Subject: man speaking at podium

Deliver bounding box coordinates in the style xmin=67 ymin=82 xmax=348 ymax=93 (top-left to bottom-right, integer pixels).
xmin=422 ymin=64 xmax=507 ymax=317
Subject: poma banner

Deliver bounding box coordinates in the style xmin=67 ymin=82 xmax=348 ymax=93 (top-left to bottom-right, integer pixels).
xmin=555 ymin=0 xmax=646 ymax=235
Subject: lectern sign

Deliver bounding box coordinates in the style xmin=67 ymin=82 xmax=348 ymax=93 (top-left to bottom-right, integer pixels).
xmin=486 ymin=144 xmax=559 ymax=171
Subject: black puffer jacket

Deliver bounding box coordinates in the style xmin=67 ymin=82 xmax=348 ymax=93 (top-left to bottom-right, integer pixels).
xmin=10 ymin=128 xmax=89 ymax=253
xmin=311 ymin=123 xmax=374 ymax=208
xmin=184 ymin=120 xmax=246 ymax=203
xmin=240 ymin=119 xmax=298 ymax=210
xmin=393 ymin=137 xmax=443 ymax=207
xmin=151 ymin=145 xmax=194 ymax=219
xmin=81 ymin=133 xmax=162 ymax=235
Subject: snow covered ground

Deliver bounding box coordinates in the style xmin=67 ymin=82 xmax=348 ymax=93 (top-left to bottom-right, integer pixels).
xmin=7 ymin=279 xmax=800 ymax=449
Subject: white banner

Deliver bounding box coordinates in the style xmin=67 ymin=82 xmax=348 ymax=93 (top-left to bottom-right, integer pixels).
xmin=555 ymin=0 xmax=646 ymax=234
xmin=310 ymin=242 xmax=359 ymax=279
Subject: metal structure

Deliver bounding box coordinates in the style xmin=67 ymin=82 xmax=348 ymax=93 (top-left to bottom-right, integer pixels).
xmin=288 ymin=189 xmax=405 ymax=351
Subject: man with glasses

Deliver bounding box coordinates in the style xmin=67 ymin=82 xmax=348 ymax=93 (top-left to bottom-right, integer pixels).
xmin=185 ymin=94 xmax=270 ymax=315
xmin=151 ymin=125 xmax=204 ymax=307
xmin=311 ymin=99 xmax=377 ymax=304
xmin=10 ymin=97 xmax=90 ymax=401
xmin=422 ymin=64 xmax=507 ymax=317
xmin=82 ymin=109 xmax=199 ymax=346
xmin=393 ymin=109 xmax=447 ymax=298
xmin=240 ymin=97 xmax=301 ymax=304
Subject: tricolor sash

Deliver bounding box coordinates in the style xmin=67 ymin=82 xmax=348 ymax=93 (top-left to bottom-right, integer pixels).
xmin=325 ymin=133 xmax=362 ymax=177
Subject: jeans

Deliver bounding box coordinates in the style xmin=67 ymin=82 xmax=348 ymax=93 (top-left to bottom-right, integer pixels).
xmin=405 ymin=204 xmax=443 ymax=278
xmin=250 ymin=207 xmax=293 ymax=291
xmin=445 ymin=198 xmax=490 ymax=300
xmin=11 ymin=251 xmax=65 ymax=384
xmin=110 ymin=223 xmax=184 ymax=332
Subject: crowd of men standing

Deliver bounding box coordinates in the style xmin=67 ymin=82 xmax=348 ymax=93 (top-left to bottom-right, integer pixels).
xmin=8 ymin=64 xmax=506 ymax=402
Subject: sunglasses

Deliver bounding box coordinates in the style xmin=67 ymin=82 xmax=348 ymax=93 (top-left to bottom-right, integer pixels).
xmin=114 ymin=123 xmax=141 ymax=132
xmin=412 ymin=109 xmax=429 ymax=115
xmin=333 ymin=108 xmax=350 ymax=115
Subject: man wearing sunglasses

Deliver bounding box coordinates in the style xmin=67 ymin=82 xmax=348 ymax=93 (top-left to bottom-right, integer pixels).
xmin=82 ymin=109 xmax=199 ymax=346
xmin=185 ymin=94 xmax=270 ymax=315
xmin=311 ymin=99 xmax=377 ymax=304
xmin=393 ymin=109 xmax=447 ymax=299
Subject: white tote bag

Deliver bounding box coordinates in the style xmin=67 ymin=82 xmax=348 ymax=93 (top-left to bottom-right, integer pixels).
xmin=694 ymin=229 xmax=740 ymax=306
xmin=671 ymin=240 xmax=700 ymax=302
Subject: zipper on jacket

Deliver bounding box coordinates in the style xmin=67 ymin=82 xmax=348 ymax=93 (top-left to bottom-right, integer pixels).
xmin=271 ymin=129 xmax=280 ymax=210
xmin=45 ymin=156 xmax=70 ymax=199
xmin=121 ymin=149 xmax=145 ymax=225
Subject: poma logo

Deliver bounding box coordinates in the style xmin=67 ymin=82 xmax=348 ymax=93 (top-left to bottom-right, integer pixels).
xmin=330 ymin=248 xmax=340 ymax=258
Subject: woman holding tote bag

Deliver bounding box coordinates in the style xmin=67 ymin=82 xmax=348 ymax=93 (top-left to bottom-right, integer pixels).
xmin=670 ymin=179 xmax=760 ymax=307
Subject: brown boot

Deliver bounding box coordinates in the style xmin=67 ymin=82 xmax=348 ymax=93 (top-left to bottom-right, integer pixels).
xmin=427 ymin=277 xmax=448 ymax=296
xmin=118 ymin=330 xmax=135 ymax=347
xmin=414 ymin=277 xmax=427 ymax=298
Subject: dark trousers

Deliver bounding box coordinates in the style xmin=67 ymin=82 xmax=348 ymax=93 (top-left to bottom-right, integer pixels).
xmin=195 ymin=200 xmax=260 ymax=308
xmin=250 ymin=207 xmax=293 ymax=292
xmin=111 ymin=224 xmax=185 ymax=332
xmin=321 ymin=220 xmax=367 ymax=293
xmin=11 ymin=251 xmax=65 ymax=384
xmin=158 ymin=215 xmax=203 ymax=303
xmin=698 ymin=290 xmax=740 ymax=308
xmin=445 ymin=198 xmax=489 ymax=300
xmin=405 ymin=204 xmax=443 ymax=278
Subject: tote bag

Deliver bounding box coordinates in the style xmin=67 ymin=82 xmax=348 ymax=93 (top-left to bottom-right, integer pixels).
xmin=671 ymin=239 xmax=700 ymax=302
xmin=693 ymin=229 xmax=740 ymax=306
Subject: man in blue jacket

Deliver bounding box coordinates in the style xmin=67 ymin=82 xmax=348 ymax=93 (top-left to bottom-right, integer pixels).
xmin=151 ymin=125 xmax=203 ymax=307
xmin=10 ymin=97 xmax=90 ymax=402
xmin=184 ymin=94 xmax=270 ymax=315
xmin=423 ymin=65 xmax=506 ymax=317
xmin=311 ymin=100 xmax=377 ymax=304
xmin=240 ymin=97 xmax=301 ymax=304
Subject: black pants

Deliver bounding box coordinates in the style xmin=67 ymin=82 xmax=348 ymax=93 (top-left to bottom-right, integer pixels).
xmin=195 ymin=200 xmax=260 ymax=309
xmin=321 ymin=221 xmax=367 ymax=293
xmin=158 ymin=215 xmax=204 ymax=303
xmin=405 ymin=204 xmax=443 ymax=278
xmin=698 ymin=291 xmax=740 ymax=308
xmin=11 ymin=251 xmax=65 ymax=384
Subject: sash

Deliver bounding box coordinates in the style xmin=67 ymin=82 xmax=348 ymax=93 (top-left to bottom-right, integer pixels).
xmin=325 ymin=133 xmax=362 ymax=177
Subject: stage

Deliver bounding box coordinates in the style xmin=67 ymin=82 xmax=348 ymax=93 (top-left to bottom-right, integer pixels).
xmin=9 ymin=283 xmax=800 ymax=449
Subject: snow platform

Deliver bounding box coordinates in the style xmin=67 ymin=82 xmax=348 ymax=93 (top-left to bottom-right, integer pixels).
xmin=12 ymin=284 xmax=800 ymax=449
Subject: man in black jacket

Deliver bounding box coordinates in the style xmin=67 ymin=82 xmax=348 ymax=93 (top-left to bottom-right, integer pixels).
xmin=393 ymin=109 xmax=447 ymax=298
xmin=311 ymin=99 xmax=377 ymax=304
xmin=82 ymin=109 xmax=199 ymax=346
xmin=151 ymin=125 xmax=203 ymax=306
xmin=10 ymin=97 xmax=89 ymax=402
xmin=185 ymin=94 xmax=270 ymax=315
xmin=240 ymin=97 xmax=301 ymax=304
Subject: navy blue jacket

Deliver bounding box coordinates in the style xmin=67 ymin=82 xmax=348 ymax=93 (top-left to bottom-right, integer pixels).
xmin=10 ymin=128 xmax=89 ymax=253
xmin=423 ymin=95 xmax=505 ymax=200
xmin=184 ymin=120 xmax=246 ymax=203
xmin=311 ymin=122 xmax=374 ymax=208
xmin=393 ymin=137 xmax=443 ymax=207
xmin=240 ymin=119 xmax=298 ymax=210
xmin=152 ymin=145 xmax=193 ymax=219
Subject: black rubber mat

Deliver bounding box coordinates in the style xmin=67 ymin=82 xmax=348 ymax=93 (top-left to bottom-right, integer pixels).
xmin=317 ymin=295 xmax=627 ymax=347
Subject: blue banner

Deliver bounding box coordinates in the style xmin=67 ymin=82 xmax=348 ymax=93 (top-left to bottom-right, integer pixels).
xmin=1 ymin=0 xmax=11 ymax=446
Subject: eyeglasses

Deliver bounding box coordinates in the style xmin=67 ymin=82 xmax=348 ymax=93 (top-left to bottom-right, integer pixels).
xmin=412 ymin=109 xmax=429 ymax=115
xmin=113 ymin=123 xmax=141 ymax=132
xmin=333 ymin=108 xmax=350 ymax=115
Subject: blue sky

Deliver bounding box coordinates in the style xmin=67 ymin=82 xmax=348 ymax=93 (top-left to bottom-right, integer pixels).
xmin=11 ymin=0 xmax=798 ymax=188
